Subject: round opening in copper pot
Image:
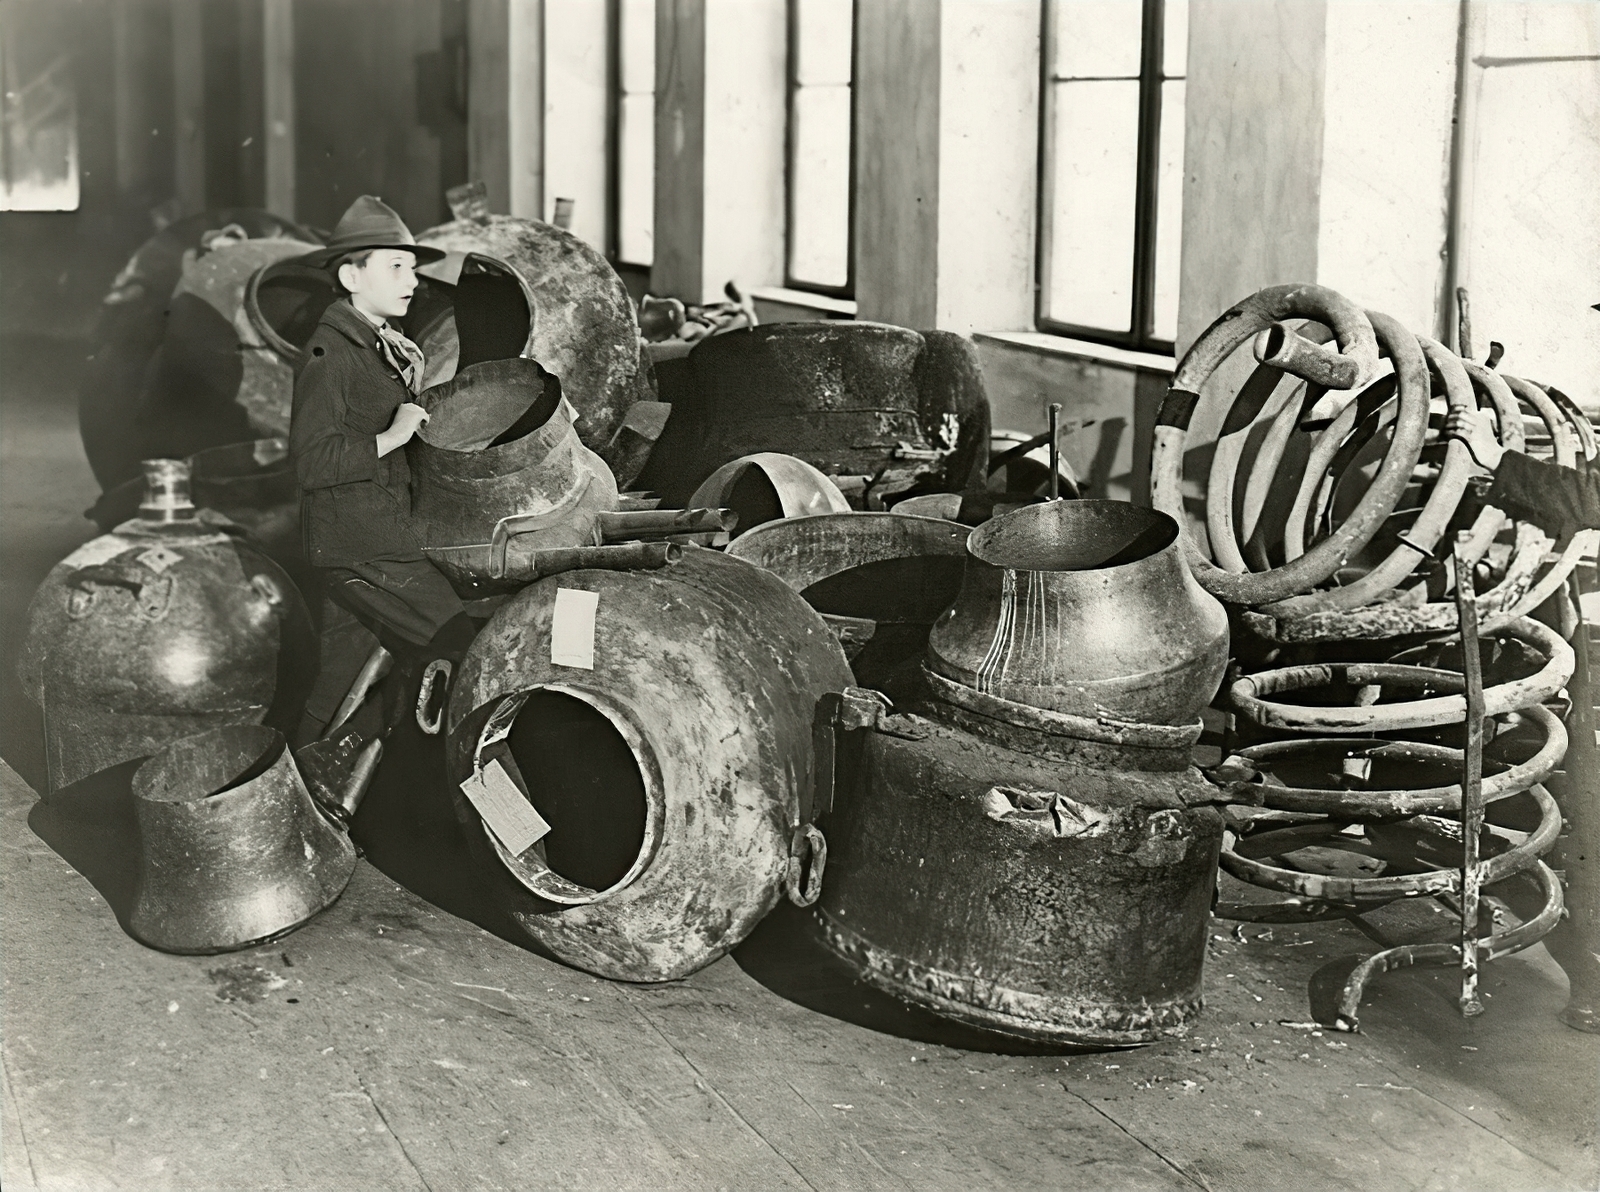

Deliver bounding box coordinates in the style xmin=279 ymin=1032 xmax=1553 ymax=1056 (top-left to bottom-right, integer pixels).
xmin=968 ymin=500 xmax=1178 ymax=572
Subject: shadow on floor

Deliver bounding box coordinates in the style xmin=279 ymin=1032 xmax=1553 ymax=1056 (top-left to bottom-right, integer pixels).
xmin=26 ymin=758 xmax=146 ymax=935
xmin=347 ymin=722 xmax=530 ymax=953
xmin=732 ymin=900 xmax=1119 ymax=1056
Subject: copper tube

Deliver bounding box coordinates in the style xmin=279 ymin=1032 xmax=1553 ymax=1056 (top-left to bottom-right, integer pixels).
xmin=1251 ymin=322 xmax=1361 ymax=390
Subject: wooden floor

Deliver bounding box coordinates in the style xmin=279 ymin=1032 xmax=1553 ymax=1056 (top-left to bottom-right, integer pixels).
xmin=3 ymin=337 xmax=1596 ymax=1190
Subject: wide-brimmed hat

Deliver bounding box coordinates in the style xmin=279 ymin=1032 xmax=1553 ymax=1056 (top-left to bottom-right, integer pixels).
xmin=300 ymin=195 xmax=446 ymax=269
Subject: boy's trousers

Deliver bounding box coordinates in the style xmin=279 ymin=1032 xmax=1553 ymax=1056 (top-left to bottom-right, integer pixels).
xmin=319 ymin=558 xmax=467 ymax=650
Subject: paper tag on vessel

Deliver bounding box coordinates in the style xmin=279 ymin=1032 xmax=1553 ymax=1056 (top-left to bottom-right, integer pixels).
xmin=550 ymin=588 xmax=599 ymax=670
xmin=136 ymin=546 xmax=184 ymax=573
xmin=460 ymin=758 xmax=550 ymax=856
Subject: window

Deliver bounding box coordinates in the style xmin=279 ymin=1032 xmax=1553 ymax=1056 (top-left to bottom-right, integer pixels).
xmin=0 ymin=6 xmax=79 ymax=212
xmin=610 ymin=0 xmax=656 ymax=268
xmin=1038 ymin=0 xmax=1186 ymax=350
xmin=785 ymin=0 xmax=854 ymax=294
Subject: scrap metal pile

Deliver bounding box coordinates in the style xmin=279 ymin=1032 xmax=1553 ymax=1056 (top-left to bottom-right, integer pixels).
xmin=20 ymin=199 xmax=1595 ymax=1046
xmin=1151 ymin=283 xmax=1594 ymax=1029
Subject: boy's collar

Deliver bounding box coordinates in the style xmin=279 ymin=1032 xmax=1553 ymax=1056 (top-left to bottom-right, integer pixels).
xmin=319 ymin=298 xmax=383 ymax=348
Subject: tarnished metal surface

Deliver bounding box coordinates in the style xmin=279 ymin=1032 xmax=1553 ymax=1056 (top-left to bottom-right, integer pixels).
xmin=80 ymin=209 xmax=319 ymax=491
xmin=634 ymin=322 xmax=990 ymax=508
xmin=927 ymin=501 xmax=1229 ymax=726
xmin=417 ymin=215 xmax=649 ymax=451
xmin=1229 ymin=616 xmax=1573 ymax=733
xmin=135 ymin=237 xmax=322 ymax=465
xmin=1221 ymin=783 xmax=1561 ymax=905
xmin=1220 ymin=704 xmax=1567 ymax=818
xmin=410 ymin=358 xmax=619 ymax=594
xmin=1151 ymin=285 xmax=1378 ymax=604
xmin=816 ymin=694 xmax=1223 ymax=1047
xmin=18 ymin=462 xmax=314 ymax=793
xmin=1333 ymin=861 xmax=1563 ymax=1032
xmin=727 ymin=511 xmax=968 ymax=613
xmin=129 ymin=725 xmax=355 ymax=954
xmin=688 ymin=453 xmax=852 ymax=533
xmin=445 ymin=547 xmax=853 ymax=981
xmin=728 ymin=512 xmax=970 ymax=691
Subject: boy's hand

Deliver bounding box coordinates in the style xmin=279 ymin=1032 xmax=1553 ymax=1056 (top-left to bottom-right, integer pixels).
xmin=1445 ymin=407 xmax=1504 ymax=471
xmin=389 ymin=403 xmax=430 ymax=438
xmin=377 ymin=403 xmax=430 ymax=457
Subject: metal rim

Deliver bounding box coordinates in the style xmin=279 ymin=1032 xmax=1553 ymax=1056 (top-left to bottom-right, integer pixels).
xmin=469 ymin=685 xmax=666 ymax=906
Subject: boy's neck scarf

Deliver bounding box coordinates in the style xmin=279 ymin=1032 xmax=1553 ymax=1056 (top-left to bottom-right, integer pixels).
xmin=373 ymin=322 xmax=426 ymax=396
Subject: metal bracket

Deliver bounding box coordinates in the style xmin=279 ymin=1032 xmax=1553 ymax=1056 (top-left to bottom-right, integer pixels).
xmin=809 ymin=687 xmax=893 ymax=823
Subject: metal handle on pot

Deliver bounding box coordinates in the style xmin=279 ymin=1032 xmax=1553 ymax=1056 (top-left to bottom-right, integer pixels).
xmin=785 ymin=824 xmax=828 ymax=907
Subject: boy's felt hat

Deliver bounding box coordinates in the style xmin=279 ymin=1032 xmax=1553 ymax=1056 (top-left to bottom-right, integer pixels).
xmin=301 ymin=195 xmax=446 ymax=269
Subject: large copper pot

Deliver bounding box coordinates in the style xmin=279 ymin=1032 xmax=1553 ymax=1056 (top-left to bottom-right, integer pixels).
xmin=815 ymin=674 xmax=1223 ymax=1047
xmin=408 ymin=358 xmax=619 ymax=595
xmin=18 ymin=460 xmax=314 ymax=793
xmin=634 ymin=322 xmax=990 ymax=509
xmin=416 ymin=214 xmax=650 ymax=452
xmin=926 ymin=501 xmax=1229 ymax=726
xmin=445 ymin=548 xmax=853 ymax=981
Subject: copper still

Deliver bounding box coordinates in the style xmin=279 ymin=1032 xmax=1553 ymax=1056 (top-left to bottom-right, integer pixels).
xmin=18 ymin=459 xmax=314 ymax=793
xmin=926 ymin=501 xmax=1230 ymax=726
xmin=815 ymin=677 xmax=1225 ymax=1047
xmin=444 ymin=547 xmax=853 ymax=981
xmin=408 ymin=358 xmax=620 ymax=594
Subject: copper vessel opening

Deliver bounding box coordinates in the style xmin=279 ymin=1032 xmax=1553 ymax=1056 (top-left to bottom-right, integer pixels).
xmin=966 ymin=500 xmax=1178 ymax=574
xmin=419 ymin=358 xmax=563 ymax=454
xmin=466 ymin=686 xmax=665 ymax=907
xmin=132 ymin=723 xmax=286 ymax=805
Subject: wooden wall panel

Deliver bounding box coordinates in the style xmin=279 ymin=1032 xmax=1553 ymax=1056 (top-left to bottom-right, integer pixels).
xmin=292 ymin=0 xmax=467 ymax=233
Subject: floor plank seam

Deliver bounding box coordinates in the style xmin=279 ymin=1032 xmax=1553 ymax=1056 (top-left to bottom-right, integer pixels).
xmin=624 ymin=995 xmax=822 ymax=1190
xmin=1371 ymin=1054 xmax=1569 ymax=1179
xmin=1 ymin=1050 xmax=42 ymax=1191
xmin=1058 ymin=1083 xmax=1213 ymax=1190
xmin=354 ymin=1070 xmax=435 ymax=1192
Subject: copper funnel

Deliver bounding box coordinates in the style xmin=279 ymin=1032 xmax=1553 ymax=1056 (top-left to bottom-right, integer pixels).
xmin=128 ymin=725 xmax=356 ymax=954
xmin=926 ymin=500 xmax=1229 ymax=726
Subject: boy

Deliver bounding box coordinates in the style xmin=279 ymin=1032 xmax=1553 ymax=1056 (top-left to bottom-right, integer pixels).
xmin=290 ymin=195 xmax=476 ymax=682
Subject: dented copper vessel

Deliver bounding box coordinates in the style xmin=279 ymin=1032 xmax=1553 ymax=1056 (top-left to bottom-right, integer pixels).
xmin=129 ymin=725 xmax=356 ymax=954
xmin=408 ymin=358 xmax=619 ymax=594
xmin=18 ymin=460 xmax=314 ymax=793
xmin=416 ymin=214 xmax=650 ymax=451
xmin=634 ymin=322 xmax=990 ymax=508
xmin=445 ymin=548 xmax=853 ymax=981
xmin=927 ymin=501 xmax=1229 ymax=726
xmin=816 ymin=673 xmax=1224 ymax=1047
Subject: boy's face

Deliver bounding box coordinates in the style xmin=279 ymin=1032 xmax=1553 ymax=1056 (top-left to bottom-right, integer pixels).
xmin=340 ymin=248 xmax=419 ymax=321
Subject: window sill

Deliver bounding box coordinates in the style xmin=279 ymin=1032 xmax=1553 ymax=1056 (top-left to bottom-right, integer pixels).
xmin=973 ymin=330 xmax=1174 ymax=374
xmin=749 ymin=286 xmax=857 ymax=320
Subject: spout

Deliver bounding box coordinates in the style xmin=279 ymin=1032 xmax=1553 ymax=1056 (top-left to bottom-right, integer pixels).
xmin=139 ymin=458 xmax=197 ymax=522
xmin=1252 ymin=322 xmax=1361 ymax=390
xmin=498 ymin=540 xmax=682 ymax=584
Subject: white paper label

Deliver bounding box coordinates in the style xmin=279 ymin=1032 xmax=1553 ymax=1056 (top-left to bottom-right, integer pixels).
xmin=460 ymin=758 xmax=550 ymax=857
xmin=137 ymin=546 xmax=184 ymax=573
xmin=550 ymin=588 xmax=599 ymax=670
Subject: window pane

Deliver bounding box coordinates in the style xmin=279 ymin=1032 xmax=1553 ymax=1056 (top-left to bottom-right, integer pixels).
xmin=1151 ymin=79 xmax=1185 ymax=342
xmin=1051 ymin=0 xmax=1143 ymax=79
xmin=1162 ymin=0 xmax=1188 ymax=78
xmin=795 ymin=0 xmax=853 ymax=86
xmin=620 ymin=0 xmax=656 ymax=93
xmin=617 ymin=92 xmax=654 ymax=265
xmin=1 ymin=48 xmax=79 ymax=211
xmin=1043 ymin=78 xmax=1139 ymax=332
xmin=788 ymin=84 xmax=851 ymax=288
